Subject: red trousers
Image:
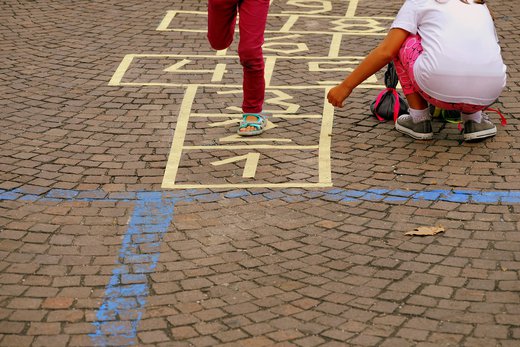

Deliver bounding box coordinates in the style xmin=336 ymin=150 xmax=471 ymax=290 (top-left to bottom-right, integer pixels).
xmin=207 ymin=0 xmax=270 ymax=113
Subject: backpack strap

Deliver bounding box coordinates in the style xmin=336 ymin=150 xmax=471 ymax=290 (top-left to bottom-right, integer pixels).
xmin=485 ymin=107 xmax=507 ymax=126
xmin=373 ymin=88 xmax=390 ymax=122
xmin=390 ymin=88 xmax=400 ymax=123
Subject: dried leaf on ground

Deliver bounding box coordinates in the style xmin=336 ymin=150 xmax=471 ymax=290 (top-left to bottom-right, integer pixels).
xmin=405 ymin=226 xmax=445 ymax=236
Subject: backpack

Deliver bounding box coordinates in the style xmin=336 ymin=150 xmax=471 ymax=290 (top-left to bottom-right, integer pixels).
xmin=370 ymin=62 xmax=408 ymax=122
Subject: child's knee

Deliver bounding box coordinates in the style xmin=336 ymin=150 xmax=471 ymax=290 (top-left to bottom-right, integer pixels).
xmin=240 ymin=56 xmax=264 ymax=71
xmin=238 ymin=47 xmax=263 ymax=66
xmin=207 ymin=33 xmax=233 ymax=51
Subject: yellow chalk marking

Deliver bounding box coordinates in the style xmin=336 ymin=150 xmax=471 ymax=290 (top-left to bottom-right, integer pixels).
xmin=212 ymin=63 xmax=227 ymax=82
xmin=331 ymin=18 xmax=386 ymax=33
xmin=164 ymin=60 xmax=227 ymax=81
xmin=345 ymin=0 xmax=359 ymax=17
xmin=164 ymin=59 xmax=192 ymax=72
xmin=219 ymin=135 xmax=290 ymax=144
xmin=264 ymin=56 xmax=277 ymax=87
xmin=116 ymin=53 xmax=367 ymax=60
xmin=194 ymin=113 xmax=323 ymax=119
xmin=216 ymin=49 xmax=228 ymax=56
xmin=280 ymin=15 xmax=299 ymax=32
xmin=108 ymin=54 xmax=388 ymax=89
xmin=169 ymin=28 xmax=387 ymax=36
xmin=263 ymin=34 xmax=308 ymax=54
xmin=157 ymin=11 xmax=177 ymax=31
xmin=317 ymin=75 xmax=377 ymax=84
xmin=209 ymin=119 xmax=240 ymax=127
xmin=283 ymin=0 xmax=332 ymax=14
xmin=328 ymin=33 xmax=342 ymax=58
xmin=184 ymin=145 xmax=317 ymax=150
xmin=211 ymin=153 xmax=261 ymax=178
xmin=319 ymin=87 xmax=334 ymax=184
xmin=162 ymin=85 xmax=198 ymax=188
xmin=162 ymin=182 xmax=332 ymax=189
xmin=265 ymin=90 xmax=300 ymax=114
xmin=263 ymin=42 xmax=308 ymax=54
xmin=109 ymin=54 xmax=135 ymax=86
xmin=210 ymin=119 xmax=276 ymax=130
xmin=155 ymin=10 xmax=392 ymax=36
xmin=308 ymin=60 xmax=360 ymax=71
xmin=112 ymin=82 xmax=383 ymax=90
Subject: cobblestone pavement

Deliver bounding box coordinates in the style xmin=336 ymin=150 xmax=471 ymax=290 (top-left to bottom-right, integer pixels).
xmin=1 ymin=0 xmax=520 ymax=346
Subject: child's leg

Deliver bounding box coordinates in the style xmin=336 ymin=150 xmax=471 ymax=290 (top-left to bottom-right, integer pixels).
xmin=207 ymin=0 xmax=239 ymax=50
xmin=393 ymin=34 xmax=432 ymax=139
xmin=393 ymin=34 xmax=429 ymax=115
xmin=237 ymin=0 xmax=270 ymax=114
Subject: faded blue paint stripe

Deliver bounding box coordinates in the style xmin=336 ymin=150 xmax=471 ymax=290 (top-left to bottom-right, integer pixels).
xmin=3 ymin=188 xmax=520 ymax=205
xmin=89 ymin=196 xmax=178 ymax=346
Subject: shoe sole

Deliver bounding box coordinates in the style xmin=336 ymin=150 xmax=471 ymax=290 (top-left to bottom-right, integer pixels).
xmin=464 ymin=128 xmax=497 ymax=141
xmin=395 ymin=123 xmax=433 ymax=140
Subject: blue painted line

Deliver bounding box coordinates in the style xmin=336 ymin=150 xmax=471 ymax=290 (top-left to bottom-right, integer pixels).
xmin=3 ymin=186 xmax=520 ymax=346
xmin=47 ymin=188 xmax=79 ymax=199
xmin=3 ymin=187 xmax=520 ymax=205
xmin=89 ymin=196 xmax=181 ymax=346
xmin=0 ymin=191 xmax=22 ymax=200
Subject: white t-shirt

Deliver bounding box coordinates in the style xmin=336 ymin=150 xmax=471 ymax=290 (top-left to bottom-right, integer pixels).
xmin=391 ymin=0 xmax=507 ymax=105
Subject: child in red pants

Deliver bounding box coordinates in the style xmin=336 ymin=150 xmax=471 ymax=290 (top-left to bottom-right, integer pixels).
xmin=207 ymin=0 xmax=270 ymax=136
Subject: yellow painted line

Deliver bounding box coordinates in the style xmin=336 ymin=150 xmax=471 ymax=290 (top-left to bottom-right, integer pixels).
xmin=265 ymin=90 xmax=300 ymax=114
xmin=211 ymin=63 xmax=227 ymax=82
xmin=108 ymin=54 xmax=135 ymax=86
xmin=125 ymin=53 xmax=367 ymax=59
xmin=281 ymin=0 xmax=332 ymax=15
xmin=209 ymin=119 xmax=276 ymax=129
xmin=165 ymin=29 xmax=387 ymax=36
xmin=161 ymin=182 xmax=333 ymax=189
xmin=328 ymin=33 xmax=343 ymax=58
xmin=164 ymin=59 xmax=220 ymax=74
xmin=219 ymin=133 xmax=292 ymax=143
xmin=115 ymin=82 xmax=385 ymax=90
xmin=319 ymin=87 xmax=334 ymax=184
xmin=309 ymin=61 xmax=360 ymax=72
xmin=193 ymin=113 xmax=323 ymax=119
xmin=280 ymin=15 xmax=299 ymax=32
xmin=211 ymin=153 xmax=261 ymax=178
xmin=184 ymin=145 xmax=318 ymax=150
xmin=160 ymin=10 xmax=393 ymax=19
xmin=216 ymin=49 xmax=228 ymax=56
xmin=264 ymin=120 xmax=277 ymax=131
xmin=161 ymin=85 xmax=198 ymax=188
xmin=345 ymin=0 xmax=359 ymax=17
xmin=164 ymin=59 xmax=192 ymax=72
xmin=209 ymin=119 xmax=240 ymax=127
xmin=264 ymin=56 xmax=276 ymax=87
xmin=156 ymin=10 xmax=176 ymax=31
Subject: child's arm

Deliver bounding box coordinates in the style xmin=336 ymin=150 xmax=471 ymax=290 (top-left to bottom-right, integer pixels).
xmin=327 ymin=28 xmax=410 ymax=108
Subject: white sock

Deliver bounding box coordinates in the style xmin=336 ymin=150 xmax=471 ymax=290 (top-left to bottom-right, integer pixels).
xmin=409 ymin=107 xmax=431 ymax=123
xmin=461 ymin=111 xmax=482 ymax=123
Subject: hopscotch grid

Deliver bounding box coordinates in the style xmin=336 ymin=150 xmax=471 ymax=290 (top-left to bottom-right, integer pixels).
xmin=108 ymin=54 xmax=383 ymax=89
xmin=156 ymin=9 xmax=394 ymax=23
xmin=125 ymin=0 xmax=377 ymax=189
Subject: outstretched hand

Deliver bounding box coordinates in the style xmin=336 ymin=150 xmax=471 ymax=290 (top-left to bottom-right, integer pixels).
xmin=327 ymin=85 xmax=352 ymax=108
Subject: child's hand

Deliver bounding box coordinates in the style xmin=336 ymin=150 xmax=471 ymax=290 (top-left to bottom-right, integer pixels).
xmin=327 ymin=85 xmax=352 ymax=108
